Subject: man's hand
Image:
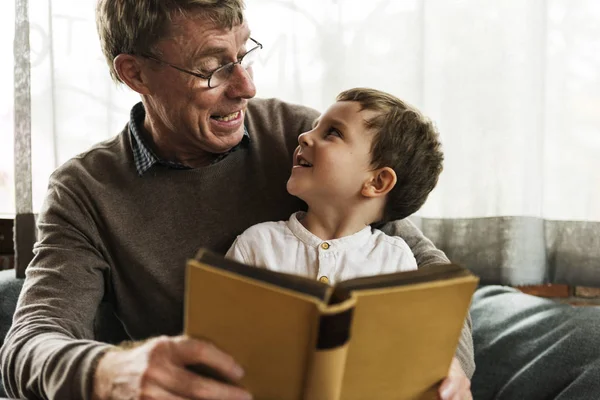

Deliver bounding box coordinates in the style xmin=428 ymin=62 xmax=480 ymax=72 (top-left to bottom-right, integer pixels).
xmin=438 ymin=357 xmax=472 ymax=400
xmin=93 ymin=335 xmax=252 ymax=400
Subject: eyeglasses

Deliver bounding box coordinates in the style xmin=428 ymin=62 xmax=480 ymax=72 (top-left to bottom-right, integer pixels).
xmin=141 ymin=38 xmax=262 ymax=88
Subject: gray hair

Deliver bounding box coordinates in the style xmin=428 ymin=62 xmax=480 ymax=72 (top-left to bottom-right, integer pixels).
xmin=96 ymin=0 xmax=246 ymax=82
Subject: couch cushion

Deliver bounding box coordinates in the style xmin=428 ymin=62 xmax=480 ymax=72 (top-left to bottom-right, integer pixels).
xmin=0 ymin=269 xmax=24 ymax=398
xmin=471 ymin=285 xmax=600 ymax=400
xmin=0 ymin=269 xmax=23 ymax=346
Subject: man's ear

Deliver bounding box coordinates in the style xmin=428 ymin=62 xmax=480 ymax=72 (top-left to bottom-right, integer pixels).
xmin=361 ymin=167 xmax=397 ymax=198
xmin=113 ymin=54 xmax=151 ymax=95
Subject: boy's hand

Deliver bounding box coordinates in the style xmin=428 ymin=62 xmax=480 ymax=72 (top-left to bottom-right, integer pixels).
xmin=438 ymin=357 xmax=472 ymax=400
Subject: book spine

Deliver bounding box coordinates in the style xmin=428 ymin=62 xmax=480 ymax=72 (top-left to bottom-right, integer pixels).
xmin=303 ymin=307 xmax=353 ymax=400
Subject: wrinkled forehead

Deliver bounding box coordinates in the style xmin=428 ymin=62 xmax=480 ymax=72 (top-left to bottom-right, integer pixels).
xmin=158 ymin=12 xmax=250 ymax=56
xmin=169 ymin=9 xmax=248 ymax=40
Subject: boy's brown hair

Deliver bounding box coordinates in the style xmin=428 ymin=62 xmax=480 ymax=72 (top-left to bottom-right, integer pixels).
xmin=96 ymin=0 xmax=246 ymax=83
xmin=337 ymin=88 xmax=443 ymax=223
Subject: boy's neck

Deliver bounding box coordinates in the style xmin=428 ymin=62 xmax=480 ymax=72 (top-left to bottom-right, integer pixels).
xmin=300 ymin=202 xmax=382 ymax=241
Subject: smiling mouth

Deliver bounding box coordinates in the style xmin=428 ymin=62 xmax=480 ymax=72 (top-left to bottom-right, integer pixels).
xmin=211 ymin=111 xmax=241 ymax=122
xmin=296 ymin=154 xmax=312 ymax=167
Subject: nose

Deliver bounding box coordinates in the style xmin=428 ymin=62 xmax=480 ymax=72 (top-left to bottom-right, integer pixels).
xmin=298 ymin=130 xmax=315 ymax=147
xmin=225 ymin=64 xmax=256 ymax=99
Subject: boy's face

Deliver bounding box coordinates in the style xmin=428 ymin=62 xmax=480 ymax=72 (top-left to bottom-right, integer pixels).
xmin=287 ymin=101 xmax=378 ymax=206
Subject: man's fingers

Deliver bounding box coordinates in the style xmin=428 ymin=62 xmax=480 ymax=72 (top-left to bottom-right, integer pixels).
xmin=143 ymin=337 xmax=253 ymax=400
xmin=439 ymin=357 xmax=471 ymax=400
xmin=169 ymin=366 xmax=252 ymax=400
xmin=439 ymin=377 xmax=468 ymax=400
xmin=169 ymin=336 xmax=245 ymax=382
xmin=140 ymin=385 xmax=189 ymax=400
xmin=449 ymin=375 xmax=470 ymax=400
xmin=148 ymin=360 xmax=252 ymax=400
xmin=438 ymin=378 xmax=456 ymax=400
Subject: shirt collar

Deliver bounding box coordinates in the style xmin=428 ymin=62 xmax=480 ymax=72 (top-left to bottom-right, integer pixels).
xmin=287 ymin=211 xmax=374 ymax=251
xmin=129 ymin=102 xmax=250 ymax=176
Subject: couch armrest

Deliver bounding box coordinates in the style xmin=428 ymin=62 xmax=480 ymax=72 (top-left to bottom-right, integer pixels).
xmin=0 ymin=269 xmax=24 ymax=398
xmin=471 ymin=285 xmax=600 ymax=400
xmin=0 ymin=269 xmax=24 ymax=345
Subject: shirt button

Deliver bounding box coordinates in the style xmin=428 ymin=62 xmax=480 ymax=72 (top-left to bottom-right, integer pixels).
xmin=319 ymin=276 xmax=330 ymax=284
xmin=321 ymin=242 xmax=330 ymax=250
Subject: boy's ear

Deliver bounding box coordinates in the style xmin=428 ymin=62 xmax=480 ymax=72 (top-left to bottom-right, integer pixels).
xmin=113 ymin=54 xmax=152 ymax=95
xmin=361 ymin=167 xmax=397 ymax=198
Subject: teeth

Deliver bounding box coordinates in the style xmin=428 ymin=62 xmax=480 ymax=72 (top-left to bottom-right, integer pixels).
xmin=213 ymin=111 xmax=240 ymax=122
xmin=299 ymin=160 xmax=312 ymax=167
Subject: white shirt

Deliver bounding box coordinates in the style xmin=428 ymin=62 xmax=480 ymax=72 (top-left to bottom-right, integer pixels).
xmin=226 ymin=212 xmax=418 ymax=285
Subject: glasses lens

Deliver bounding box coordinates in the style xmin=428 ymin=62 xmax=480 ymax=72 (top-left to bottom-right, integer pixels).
xmin=241 ymin=46 xmax=260 ymax=70
xmin=209 ymin=40 xmax=261 ymax=88
xmin=210 ymin=66 xmax=228 ymax=88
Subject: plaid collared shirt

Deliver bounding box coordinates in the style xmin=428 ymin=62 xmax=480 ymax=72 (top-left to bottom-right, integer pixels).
xmin=129 ymin=102 xmax=250 ymax=176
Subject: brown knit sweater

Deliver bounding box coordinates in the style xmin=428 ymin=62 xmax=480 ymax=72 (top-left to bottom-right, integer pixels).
xmin=0 ymin=98 xmax=474 ymax=399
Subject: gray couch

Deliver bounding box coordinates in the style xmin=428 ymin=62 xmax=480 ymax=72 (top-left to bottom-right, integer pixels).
xmin=2 ymin=268 xmax=600 ymax=399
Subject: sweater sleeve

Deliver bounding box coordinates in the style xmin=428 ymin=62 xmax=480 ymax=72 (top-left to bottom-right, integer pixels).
xmin=380 ymin=218 xmax=476 ymax=379
xmin=0 ymin=170 xmax=115 ymax=399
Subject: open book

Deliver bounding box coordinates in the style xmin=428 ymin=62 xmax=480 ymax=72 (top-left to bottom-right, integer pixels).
xmin=185 ymin=249 xmax=479 ymax=400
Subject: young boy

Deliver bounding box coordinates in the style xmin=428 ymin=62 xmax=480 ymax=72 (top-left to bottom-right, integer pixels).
xmin=226 ymin=87 xmax=443 ymax=285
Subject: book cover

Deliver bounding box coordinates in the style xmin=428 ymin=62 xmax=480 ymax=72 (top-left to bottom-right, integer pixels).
xmin=184 ymin=249 xmax=478 ymax=400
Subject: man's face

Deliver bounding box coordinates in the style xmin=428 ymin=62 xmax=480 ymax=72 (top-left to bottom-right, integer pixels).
xmin=287 ymin=101 xmax=378 ymax=207
xmin=142 ymin=14 xmax=256 ymax=159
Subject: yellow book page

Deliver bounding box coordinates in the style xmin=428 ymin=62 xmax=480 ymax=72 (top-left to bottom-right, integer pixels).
xmin=341 ymin=277 xmax=478 ymax=400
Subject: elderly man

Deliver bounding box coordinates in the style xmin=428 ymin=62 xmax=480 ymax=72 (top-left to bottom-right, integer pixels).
xmin=0 ymin=1 xmax=474 ymax=399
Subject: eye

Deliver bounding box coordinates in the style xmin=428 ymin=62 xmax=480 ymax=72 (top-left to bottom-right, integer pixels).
xmin=195 ymin=59 xmax=221 ymax=75
xmin=325 ymin=127 xmax=342 ymax=139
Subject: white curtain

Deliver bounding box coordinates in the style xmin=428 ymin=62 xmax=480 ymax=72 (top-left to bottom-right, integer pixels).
xmin=4 ymin=0 xmax=600 ymax=282
xmin=0 ymin=1 xmax=16 ymax=216
xmin=247 ymin=0 xmax=600 ymax=222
